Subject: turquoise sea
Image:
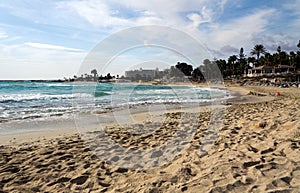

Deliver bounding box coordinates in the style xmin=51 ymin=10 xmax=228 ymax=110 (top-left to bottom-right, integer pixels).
xmin=0 ymin=81 xmax=227 ymax=124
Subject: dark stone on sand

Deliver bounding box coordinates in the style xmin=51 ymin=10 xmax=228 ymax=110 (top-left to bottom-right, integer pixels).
xmin=281 ymin=176 xmax=292 ymax=185
xmin=226 ymin=184 xmax=234 ymax=191
xmin=232 ymin=173 xmax=241 ymax=179
xmin=83 ymin=163 xmax=90 ymax=169
xmin=258 ymin=122 xmax=267 ymax=128
xmin=291 ymin=142 xmax=298 ymax=150
xmin=115 ymin=167 xmax=128 ymax=173
xmin=255 ymin=164 xmax=264 ymax=169
xmin=233 ymin=180 xmax=242 ymax=187
xmin=57 ymin=177 xmax=71 ymax=183
xmin=261 ymin=148 xmax=275 ymax=154
xmin=70 ymin=176 xmax=88 ymax=185
xmin=105 ymin=170 xmax=112 ymax=176
xmin=244 ymin=177 xmax=254 ymax=184
xmin=248 ymin=146 xmax=259 ymax=153
xmin=180 ymin=167 xmax=195 ymax=177
xmin=181 ymin=186 xmax=188 ymax=192
xmin=243 ymin=161 xmax=260 ymax=168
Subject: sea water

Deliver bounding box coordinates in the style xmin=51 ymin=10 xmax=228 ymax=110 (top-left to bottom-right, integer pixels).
xmin=0 ymin=81 xmax=227 ymax=133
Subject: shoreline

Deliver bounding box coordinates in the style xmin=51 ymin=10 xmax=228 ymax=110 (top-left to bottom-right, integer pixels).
xmin=0 ymin=84 xmax=272 ymax=145
xmin=0 ymin=102 xmax=219 ymax=145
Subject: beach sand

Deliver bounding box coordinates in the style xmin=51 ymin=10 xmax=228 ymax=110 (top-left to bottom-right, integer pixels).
xmin=1 ymin=85 xmax=300 ymax=192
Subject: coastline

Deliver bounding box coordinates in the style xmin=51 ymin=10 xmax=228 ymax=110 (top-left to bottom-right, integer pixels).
xmin=1 ymin=84 xmax=300 ymax=192
xmin=0 ymin=84 xmax=249 ymax=146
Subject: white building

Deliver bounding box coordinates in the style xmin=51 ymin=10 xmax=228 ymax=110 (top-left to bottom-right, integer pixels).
xmin=246 ymin=65 xmax=295 ymax=77
xmin=125 ymin=68 xmax=159 ymax=80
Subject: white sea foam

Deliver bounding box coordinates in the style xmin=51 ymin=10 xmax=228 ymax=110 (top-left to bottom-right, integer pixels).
xmin=0 ymin=82 xmax=228 ymax=124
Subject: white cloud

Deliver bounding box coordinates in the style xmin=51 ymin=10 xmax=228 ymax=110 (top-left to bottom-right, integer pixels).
xmin=187 ymin=7 xmax=213 ymax=27
xmin=0 ymin=42 xmax=86 ymax=79
xmin=283 ymin=0 xmax=300 ymax=10
xmin=195 ymin=8 xmax=277 ymax=57
xmin=24 ymin=42 xmax=83 ymax=52
xmin=220 ymin=45 xmax=239 ymax=53
xmin=0 ymin=31 xmax=7 ymax=39
xmin=283 ymin=0 xmax=300 ymax=31
xmin=252 ymin=33 xmax=298 ymax=52
xmin=57 ymin=1 xmax=132 ymax=28
xmin=214 ymin=9 xmax=275 ymax=45
xmin=217 ymin=0 xmax=228 ymax=12
xmin=57 ymin=0 xmax=225 ymax=29
xmin=56 ymin=0 xmax=283 ymax=59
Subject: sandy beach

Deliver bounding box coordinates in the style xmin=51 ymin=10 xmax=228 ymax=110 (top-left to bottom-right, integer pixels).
xmin=1 ymin=85 xmax=300 ymax=192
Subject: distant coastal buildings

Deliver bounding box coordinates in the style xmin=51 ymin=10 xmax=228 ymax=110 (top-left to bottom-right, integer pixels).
xmin=124 ymin=68 xmax=166 ymax=81
xmin=246 ymin=65 xmax=296 ymax=77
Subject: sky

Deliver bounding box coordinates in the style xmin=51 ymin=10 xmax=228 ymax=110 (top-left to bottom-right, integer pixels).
xmin=0 ymin=0 xmax=300 ymax=79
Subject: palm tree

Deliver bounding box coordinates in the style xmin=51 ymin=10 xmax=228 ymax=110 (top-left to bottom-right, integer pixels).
xmin=250 ymin=44 xmax=267 ymax=67
xmin=277 ymin=46 xmax=283 ymax=65
xmin=277 ymin=46 xmax=281 ymax=53
xmin=91 ymin=69 xmax=98 ymax=81
xmin=290 ymin=51 xmax=296 ymax=67
xmin=228 ymin=55 xmax=237 ymax=75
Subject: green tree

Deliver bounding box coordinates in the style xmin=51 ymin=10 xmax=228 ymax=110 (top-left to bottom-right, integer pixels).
xmin=290 ymin=51 xmax=296 ymax=67
xmin=215 ymin=59 xmax=227 ymax=77
xmin=296 ymin=54 xmax=300 ymax=69
xmin=239 ymin=47 xmax=246 ymax=60
xmin=250 ymin=44 xmax=267 ymax=67
xmin=238 ymin=47 xmax=247 ymax=76
xmin=175 ymin=62 xmax=193 ymax=76
xmin=202 ymin=59 xmax=221 ymax=80
xmin=106 ymin=73 xmax=112 ymax=80
xmin=279 ymin=51 xmax=289 ymax=65
xmin=227 ymin=55 xmax=237 ymax=75
xmin=295 ymin=40 xmax=300 ymax=69
xmin=91 ymin=69 xmax=98 ymax=81
xmin=264 ymin=52 xmax=274 ymax=66
xmin=191 ymin=67 xmax=204 ymax=82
